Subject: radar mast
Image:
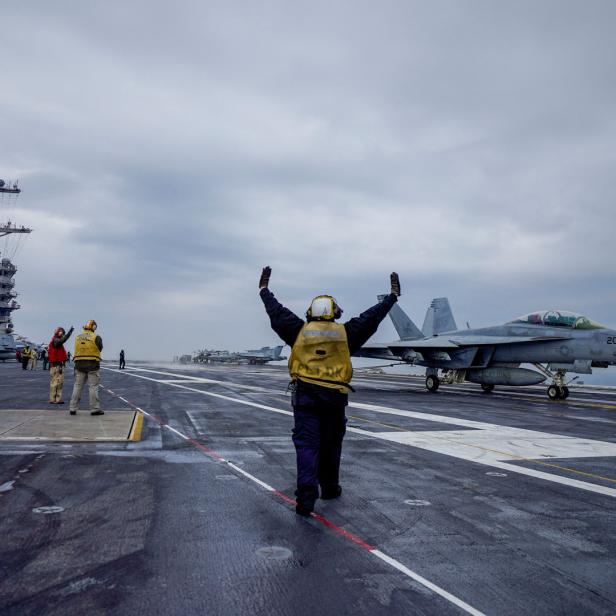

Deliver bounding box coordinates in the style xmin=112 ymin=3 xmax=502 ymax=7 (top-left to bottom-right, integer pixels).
xmin=0 ymin=178 xmax=32 ymax=358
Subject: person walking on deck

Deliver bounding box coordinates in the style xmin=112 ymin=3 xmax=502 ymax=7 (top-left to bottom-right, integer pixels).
xmin=259 ymin=266 xmax=401 ymax=516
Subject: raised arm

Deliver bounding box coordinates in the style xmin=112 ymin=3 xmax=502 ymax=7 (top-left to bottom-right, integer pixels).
xmin=344 ymin=273 xmax=401 ymax=354
xmin=53 ymin=326 xmax=74 ymax=348
xmin=259 ymin=267 xmax=305 ymax=347
xmin=61 ymin=326 xmax=74 ymax=344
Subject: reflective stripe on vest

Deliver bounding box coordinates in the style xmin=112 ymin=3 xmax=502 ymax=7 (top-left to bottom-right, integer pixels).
xmin=74 ymin=330 xmax=101 ymax=362
xmin=288 ymin=321 xmax=353 ymax=393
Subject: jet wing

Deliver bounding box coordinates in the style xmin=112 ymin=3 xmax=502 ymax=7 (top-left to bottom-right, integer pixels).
xmin=387 ymin=339 xmax=458 ymax=349
xmin=386 ymin=334 xmax=572 ymax=350
xmin=355 ymin=335 xmax=573 ymax=362
xmin=353 ymin=343 xmax=397 ymax=359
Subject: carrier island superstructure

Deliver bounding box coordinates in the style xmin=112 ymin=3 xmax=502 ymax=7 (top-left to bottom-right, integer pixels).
xmin=0 ymin=179 xmax=31 ymax=360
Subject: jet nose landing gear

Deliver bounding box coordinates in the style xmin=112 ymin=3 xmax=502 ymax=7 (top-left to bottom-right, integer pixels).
xmin=548 ymin=369 xmax=570 ymax=400
xmin=533 ymin=365 xmax=571 ymax=400
xmin=547 ymin=384 xmax=570 ymax=400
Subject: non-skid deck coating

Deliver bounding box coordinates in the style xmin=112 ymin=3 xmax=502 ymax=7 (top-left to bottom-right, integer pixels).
xmin=0 ymin=409 xmax=142 ymax=441
xmin=1 ymin=361 xmax=615 ymax=616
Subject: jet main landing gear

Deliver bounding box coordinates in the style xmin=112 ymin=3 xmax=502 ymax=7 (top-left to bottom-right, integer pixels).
xmin=481 ymin=383 xmax=494 ymax=393
xmin=425 ymin=374 xmax=440 ymax=392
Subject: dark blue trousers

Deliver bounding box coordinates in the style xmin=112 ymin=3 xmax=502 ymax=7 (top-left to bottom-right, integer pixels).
xmin=292 ymin=402 xmax=347 ymax=507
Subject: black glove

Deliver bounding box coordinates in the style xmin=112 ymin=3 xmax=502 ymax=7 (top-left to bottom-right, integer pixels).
xmin=390 ymin=272 xmax=401 ymax=296
xmin=259 ymin=266 xmax=272 ymax=289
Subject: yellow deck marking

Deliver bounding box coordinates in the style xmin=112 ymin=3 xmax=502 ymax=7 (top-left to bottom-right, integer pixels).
xmin=129 ymin=411 xmax=144 ymax=441
xmin=482 ymin=393 xmax=616 ymax=411
xmin=462 ymin=443 xmax=616 ymax=485
xmin=558 ymin=400 xmax=616 ymax=411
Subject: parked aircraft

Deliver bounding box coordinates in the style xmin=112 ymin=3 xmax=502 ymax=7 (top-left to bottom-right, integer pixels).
xmin=193 ymin=345 xmax=285 ymax=365
xmin=355 ymin=297 xmax=616 ymax=399
xmin=242 ymin=346 xmax=286 ymax=364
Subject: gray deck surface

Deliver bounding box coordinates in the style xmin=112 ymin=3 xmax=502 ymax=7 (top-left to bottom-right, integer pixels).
xmin=1 ymin=361 xmax=615 ymax=615
xmin=0 ymin=409 xmax=138 ymax=441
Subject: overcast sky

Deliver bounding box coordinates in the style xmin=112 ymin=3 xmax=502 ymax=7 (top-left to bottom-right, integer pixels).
xmin=1 ymin=1 xmax=615 ymax=360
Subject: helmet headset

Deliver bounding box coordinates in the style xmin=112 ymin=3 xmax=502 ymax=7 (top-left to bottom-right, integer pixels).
xmin=84 ymin=320 xmax=97 ymax=331
xmin=306 ymin=295 xmax=343 ymax=321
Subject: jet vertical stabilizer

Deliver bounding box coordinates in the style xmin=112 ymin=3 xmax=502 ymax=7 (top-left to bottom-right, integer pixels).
xmin=422 ymin=298 xmax=457 ymax=336
xmin=377 ymin=294 xmax=423 ymax=340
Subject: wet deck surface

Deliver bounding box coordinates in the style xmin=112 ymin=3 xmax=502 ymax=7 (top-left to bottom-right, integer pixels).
xmin=1 ymin=362 xmax=615 ymax=615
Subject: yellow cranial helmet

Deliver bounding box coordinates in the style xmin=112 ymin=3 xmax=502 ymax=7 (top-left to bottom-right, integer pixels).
xmin=306 ymin=295 xmax=343 ymax=321
xmin=84 ymin=319 xmax=97 ymax=331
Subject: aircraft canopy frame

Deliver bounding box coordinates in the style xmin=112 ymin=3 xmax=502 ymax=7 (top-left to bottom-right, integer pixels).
xmin=509 ymin=310 xmax=605 ymax=330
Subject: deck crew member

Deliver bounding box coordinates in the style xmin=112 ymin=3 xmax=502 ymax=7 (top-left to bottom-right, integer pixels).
xmin=28 ymin=347 xmax=38 ymax=370
xmin=21 ymin=346 xmax=30 ymax=370
xmin=48 ymin=326 xmax=74 ymax=404
xmin=259 ymin=266 xmax=400 ymax=516
xmin=69 ymin=320 xmax=104 ymax=416
xmin=119 ymin=349 xmax=125 ymax=370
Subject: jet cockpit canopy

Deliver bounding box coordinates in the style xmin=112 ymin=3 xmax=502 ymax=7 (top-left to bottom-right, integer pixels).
xmin=510 ymin=310 xmax=605 ymax=330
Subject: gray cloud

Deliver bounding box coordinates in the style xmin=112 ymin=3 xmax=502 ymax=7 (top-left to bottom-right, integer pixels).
xmin=1 ymin=0 xmax=615 ymax=360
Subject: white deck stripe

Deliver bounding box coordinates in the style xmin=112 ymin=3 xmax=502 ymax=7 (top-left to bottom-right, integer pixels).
xmin=166 ymin=425 xmax=190 ymax=440
xmin=226 ymin=462 xmax=276 ymax=492
xmin=103 ymin=374 xmax=485 ymax=615
xmin=118 ymin=365 xmax=616 ymax=405
xmin=371 ymin=550 xmax=486 ymax=616
xmin=102 ymin=367 xmax=616 ymax=500
xmin=120 ymin=366 xmax=272 ymax=392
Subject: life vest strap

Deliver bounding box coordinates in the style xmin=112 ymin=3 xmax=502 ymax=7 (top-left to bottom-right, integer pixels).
xmin=296 ymin=376 xmax=356 ymax=393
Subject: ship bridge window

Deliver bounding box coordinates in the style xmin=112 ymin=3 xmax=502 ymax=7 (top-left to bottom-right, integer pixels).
xmin=509 ymin=310 xmax=605 ymax=329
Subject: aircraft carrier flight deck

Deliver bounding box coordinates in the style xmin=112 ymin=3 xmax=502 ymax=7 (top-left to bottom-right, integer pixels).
xmin=1 ymin=362 xmax=615 ymax=616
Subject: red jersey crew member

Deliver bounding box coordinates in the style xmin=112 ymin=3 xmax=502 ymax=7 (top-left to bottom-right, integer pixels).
xmin=259 ymin=266 xmax=400 ymax=516
xmin=69 ymin=320 xmax=104 ymax=416
xmin=48 ymin=326 xmax=74 ymax=404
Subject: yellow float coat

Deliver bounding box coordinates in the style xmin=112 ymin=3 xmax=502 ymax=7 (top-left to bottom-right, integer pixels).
xmin=288 ymin=321 xmax=353 ymax=393
xmin=74 ymin=330 xmax=101 ymax=362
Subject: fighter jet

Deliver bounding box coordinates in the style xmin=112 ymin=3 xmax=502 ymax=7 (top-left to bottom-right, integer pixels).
xmin=193 ymin=345 xmax=285 ymax=365
xmin=241 ymin=346 xmax=286 ymax=364
xmin=355 ymin=297 xmax=616 ymax=399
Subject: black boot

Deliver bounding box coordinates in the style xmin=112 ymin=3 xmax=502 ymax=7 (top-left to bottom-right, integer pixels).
xmin=320 ymin=485 xmax=342 ymax=500
xmin=295 ymin=485 xmax=317 ymax=517
xmin=295 ymin=502 xmax=313 ymax=517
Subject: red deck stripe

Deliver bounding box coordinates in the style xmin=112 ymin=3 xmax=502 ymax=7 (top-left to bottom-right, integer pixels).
xmin=103 ymin=387 xmax=375 ymax=552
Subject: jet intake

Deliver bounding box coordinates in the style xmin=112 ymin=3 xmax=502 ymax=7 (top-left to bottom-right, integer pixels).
xmin=466 ymin=367 xmax=546 ymax=386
